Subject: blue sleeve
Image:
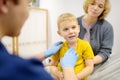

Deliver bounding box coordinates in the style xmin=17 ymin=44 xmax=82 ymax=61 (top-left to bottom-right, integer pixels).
xmin=0 ymin=55 xmax=53 ymax=80
xmin=0 ymin=41 xmax=53 ymax=80
xmin=17 ymin=58 xmax=54 ymax=80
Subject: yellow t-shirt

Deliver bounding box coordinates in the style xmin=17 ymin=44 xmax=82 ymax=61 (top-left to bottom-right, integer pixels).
xmin=51 ymin=38 xmax=94 ymax=80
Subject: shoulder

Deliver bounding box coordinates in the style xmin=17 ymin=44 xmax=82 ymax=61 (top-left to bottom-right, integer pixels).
xmin=9 ymin=55 xmax=44 ymax=70
xmin=77 ymin=15 xmax=83 ymax=22
xmin=12 ymin=57 xmax=53 ymax=79
xmin=77 ymin=39 xmax=94 ymax=57
xmin=78 ymin=38 xmax=90 ymax=47
xmin=98 ymin=19 xmax=113 ymax=29
xmin=0 ymin=54 xmax=53 ymax=80
xmin=77 ymin=16 xmax=83 ymax=20
xmin=95 ymin=19 xmax=113 ymax=34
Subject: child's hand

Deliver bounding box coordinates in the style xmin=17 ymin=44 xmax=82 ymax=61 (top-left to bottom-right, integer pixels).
xmin=55 ymin=71 xmax=63 ymax=80
xmin=44 ymin=41 xmax=63 ymax=58
xmin=50 ymin=66 xmax=63 ymax=80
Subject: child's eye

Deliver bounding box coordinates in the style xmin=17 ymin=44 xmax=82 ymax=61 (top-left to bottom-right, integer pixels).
xmin=63 ymin=28 xmax=68 ymax=31
xmin=90 ymin=2 xmax=95 ymax=5
xmin=72 ymin=26 xmax=76 ymax=29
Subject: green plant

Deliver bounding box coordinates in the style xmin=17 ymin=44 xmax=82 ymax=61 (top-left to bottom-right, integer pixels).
xmin=33 ymin=0 xmax=36 ymax=3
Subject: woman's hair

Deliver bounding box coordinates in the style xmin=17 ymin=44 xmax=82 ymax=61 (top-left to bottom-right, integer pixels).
xmin=57 ymin=13 xmax=78 ymax=30
xmin=83 ymin=0 xmax=111 ymax=19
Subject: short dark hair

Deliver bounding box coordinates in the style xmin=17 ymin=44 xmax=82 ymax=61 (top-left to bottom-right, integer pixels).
xmin=12 ymin=0 xmax=32 ymax=5
xmin=12 ymin=0 xmax=19 ymax=4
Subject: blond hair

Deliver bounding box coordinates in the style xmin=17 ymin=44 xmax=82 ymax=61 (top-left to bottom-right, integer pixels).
xmin=57 ymin=13 xmax=78 ymax=30
xmin=83 ymin=0 xmax=111 ymax=19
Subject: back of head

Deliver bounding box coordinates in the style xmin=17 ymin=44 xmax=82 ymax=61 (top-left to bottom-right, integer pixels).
xmin=57 ymin=13 xmax=78 ymax=30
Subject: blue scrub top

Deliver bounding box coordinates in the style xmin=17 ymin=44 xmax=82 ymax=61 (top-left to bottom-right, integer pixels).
xmin=0 ymin=41 xmax=53 ymax=80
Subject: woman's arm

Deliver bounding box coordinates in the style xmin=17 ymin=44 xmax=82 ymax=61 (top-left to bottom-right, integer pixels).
xmin=76 ymin=59 xmax=94 ymax=80
xmin=94 ymin=21 xmax=114 ymax=64
xmin=93 ymin=55 xmax=103 ymax=64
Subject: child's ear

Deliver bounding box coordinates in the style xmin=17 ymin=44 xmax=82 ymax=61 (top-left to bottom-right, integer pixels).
xmin=0 ymin=0 xmax=8 ymax=14
xmin=57 ymin=30 xmax=62 ymax=36
xmin=57 ymin=30 xmax=60 ymax=35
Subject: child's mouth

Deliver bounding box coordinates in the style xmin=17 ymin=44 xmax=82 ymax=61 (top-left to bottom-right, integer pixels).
xmin=68 ymin=35 xmax=75 ymax=39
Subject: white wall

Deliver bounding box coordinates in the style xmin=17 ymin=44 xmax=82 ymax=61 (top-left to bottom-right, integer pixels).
xmin=40 ymin=0 xmax=84 ymax=44
xmin=40 ymin=0 xmax=120 ymax=54
xmin=106 ymin=1 xmax=120 ymax=54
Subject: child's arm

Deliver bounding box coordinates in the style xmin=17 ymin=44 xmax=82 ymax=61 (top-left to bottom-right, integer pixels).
xmin=50 ymin=66 xmax=63 ymax=80
xmin=49 ymin=59 xmax=64 ymax=80
xmin=76 ymin=59 xmax=94 ymax=80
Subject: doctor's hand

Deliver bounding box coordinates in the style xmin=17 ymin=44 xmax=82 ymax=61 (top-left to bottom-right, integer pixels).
xmin=60 ymin=48 xmax=78 ymax=68
xmin=44 ymin=41 xmax=63 ymax=58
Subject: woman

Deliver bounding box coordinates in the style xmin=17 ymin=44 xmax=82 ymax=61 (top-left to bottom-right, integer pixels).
xmin=77 ymin=0 xmax=114 ymax=65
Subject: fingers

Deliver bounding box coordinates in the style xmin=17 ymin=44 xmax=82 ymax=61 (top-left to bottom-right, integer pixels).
xmin=64 ymin=48 xmax=79 ymax=59
xmin=55 ymin=41 xmax=63 ymax=46
xmin=69 ymin=48 xmax=79 ymax=57
xmin=64 ymin=48 xmax=75 ymax=56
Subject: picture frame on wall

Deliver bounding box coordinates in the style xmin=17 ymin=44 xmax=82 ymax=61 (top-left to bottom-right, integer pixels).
xmin=29 ymin=0 xmax=40 ymax=7
xmin=1 ymin=37 xmax=18 ymax=55
xmin=13 ymin=7 xmax=48 ymax=58
xmin=2 ymin=7 xmax=48 ymax=58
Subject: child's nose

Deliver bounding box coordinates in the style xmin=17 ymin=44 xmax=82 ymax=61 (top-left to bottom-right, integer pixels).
xmin=69 ymin=29 xmax=74 ymax=33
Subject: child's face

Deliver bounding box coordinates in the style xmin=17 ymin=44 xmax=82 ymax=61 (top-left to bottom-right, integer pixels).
xmin=58 ymin=20 xmax=80 ymax=43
